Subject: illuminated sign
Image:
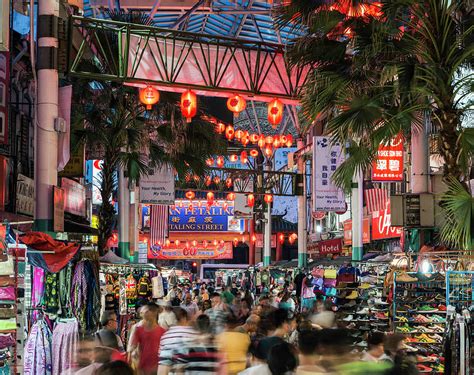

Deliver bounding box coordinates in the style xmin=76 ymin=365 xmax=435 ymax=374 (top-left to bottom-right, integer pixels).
xmin=372 ymin=134 xmax=404 ymax=181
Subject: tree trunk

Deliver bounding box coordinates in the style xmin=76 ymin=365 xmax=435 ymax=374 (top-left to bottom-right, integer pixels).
xmin=97 ymin=158 xmax=116 ymax=256
xmin=436 ymin=109 xmax=463 ymax=182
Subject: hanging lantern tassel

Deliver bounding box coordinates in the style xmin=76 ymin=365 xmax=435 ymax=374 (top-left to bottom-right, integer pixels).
xmin=139 ymin=86 xmax=160 ymax=110
xmin=181 ymin=90 xmax=197 ymax=122
xmin=268 ymin=98 xmax=283 ymax=128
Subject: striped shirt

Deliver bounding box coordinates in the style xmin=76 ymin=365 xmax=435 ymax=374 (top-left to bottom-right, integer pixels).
xmin=159 ymin=326 xmax=200 ymax=367
xmin=173 ymin=343 xmax=222 ymax=374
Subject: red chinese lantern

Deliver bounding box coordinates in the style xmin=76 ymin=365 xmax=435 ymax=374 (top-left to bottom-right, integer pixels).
xmin=278 ymin=233 xmax=285 ymax=244
xmin=225 ymin=178 xmax=233 ymax=188
xmin=207 ymin=191 xmax=215 ymax=205
xmin=265 ymin=135 xmax=274 ymax=144
xmin=264 ymin=145 xmax=273 ymax=157
xmin=192 ymin=240 xmax=198 ymax=247
xmin=227 ymin=95 xmax=246 ymax=114
xmin=241 ymin=235 xmax=246 ymax=244
xmin=188 ymin=203 xmax=194 ymax=211
xmin=165 ymin=239 xmax=171 ymax=247
xmin=240 ymin=151 xmax=248 ymax=164
xmin=273 ymin=135 xmax=281 ymax=148
xmin=226 ymin=192 xmax=236 ymax=201
xmin=235 ymin=129 xmax=245 ymax=140
xmin=216 ymin=156 xmax=225 ymax=168
xmin=213 ymin=240 xmax=218 ymax=246
xmin=206 ymin=158 xmax=214 ymax=167
xmin=258 ymin=135 xmax=266 ymax=148
xmin=251 ymin=234 xmax=257 ymax=243
xmin=185 ymin=191 xmax=195 ymax=200
xmin=213 ymin=176 xmax=221 ymax=184
xmin=280 ymin=135 xmax=287 ymax=144
xmin=205 ymin=176 xmax=212 ymax=186
xmin=264 ymin=194 xmax=273 ymax=203
xmin=203 ymin=240 xmax=208 ymax=248
xmin=139 ymin=86 xmax=160 ymax=110
xmin=250 ymin=149 xmax=259 ymax=157
xmin=216 ymin=122 xmax=226 ymax=134
xmin=175 ymin=240 xmax=180 ymax=246
xmin=250 ymin=133 xmax=259 ymax=144
xmin=241 ymin=136 xmax=250 ymax=147
xmin=268 ymin=98 xmax=283 ymax=127
xmin=289 ymin=233 xmax=298 ymax=244
xmin=229 ymin=154 xmax=238 ymax=162
xmin=225 ymin=125 xmax=235 ymax=140
xmin=247 ymin=193 xmax=255 ymax=207
xmin=185 ymin=241 xmax=190 ymax=248
xmin=233 ymin=237 xmax=239 ymax=246
xmin=286 ymin=134 xmax=293 ymax=147
xmin=181 ymin=90 xmax=197 ymax=122
xmin=193 ymin=175 xmax=200 ymax=182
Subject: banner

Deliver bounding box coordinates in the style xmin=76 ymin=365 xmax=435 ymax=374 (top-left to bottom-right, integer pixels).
xmin=59 ymin=145 xmax=85 ymax=178
xmin=256 ymin=234 xmax=276 ymax=248
xmin=91 ymin=159 xmax=103 ymax=204
xmin=16 ymin=174 xmax=34 ymax=216
xmin=312 ymin=136 xmax=346 ymax=211
xmin=53 ymin=187 xmax=65 ymax=232
xmin=318 ymin=238 xmax=343 ymax=255
xmin=140 ymin=166 xmax=175 ymax=205
xmin=58 ymin=85 xmax=72 ymax=171
xmin=372 ymin=134 xmax=404 ymax=181
xmin=148 ymin=241 xmax=233 ymax=260
xmin=169 ymin=201 xmax=244 ymax=232
xmin=343 ymin=218 xmax=370 ymax=246
xmin=372 ymin=203 xmax=403 ymax=240
xmin=0 ymin=52 xmax=9 ymax=144
xmin=61 ymin=178 xmax=86 ymax=217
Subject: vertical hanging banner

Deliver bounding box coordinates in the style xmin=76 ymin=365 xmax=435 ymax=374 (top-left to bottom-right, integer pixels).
xmin=140 ymin=166 xmax=175 ymax=205
xmin=53 ymin=187 xmax=65 ymax=232
xmin=0 ymin=52 xmax=9 ymax=144
xmin=372 ymin=134 xmax=404 ymax=181
xmin=57 ymin=85 xmax=72 ymax=171
xmin=312 ymin=136 xmax=346 ymax=211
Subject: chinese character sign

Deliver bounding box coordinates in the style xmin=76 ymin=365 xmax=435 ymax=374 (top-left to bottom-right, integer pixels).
xmin=312 ymin=136 xmax=346 ymax=211
xmin=148 ymin=241 xmax=233 ymax=260
xmin=372 ymin=134 xmax=404 ymax=181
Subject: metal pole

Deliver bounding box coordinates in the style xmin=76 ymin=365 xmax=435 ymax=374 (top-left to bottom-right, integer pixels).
xmin=35 ymin=0 xmax=59 ymax=231
xmin=118 ymin=165 xmax=130 ymax=258
xmin=351 ymin=171 xmax=364 ymax=261
xmin=297 ymin=139 xmax=307 ymax=267
xmin=263 ymin=163 xmax=272 ymax=266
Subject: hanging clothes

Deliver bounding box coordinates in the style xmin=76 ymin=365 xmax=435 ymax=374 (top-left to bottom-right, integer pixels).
xmin=44 ymin=273 xmax=59 ymax=316
xmin=51 ymin=320 xmax=79 ymax=375
xmin=24 ymin=319 xmax=53 ymax=375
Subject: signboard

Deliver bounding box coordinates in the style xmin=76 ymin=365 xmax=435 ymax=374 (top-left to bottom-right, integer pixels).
xmin=16 ymin=174 xmax=34 ymax=216
xmin=372 ymin=135 xmax=404 ymax=181
xmin=0 ymin=224 xmax=6 ymax=252
xmin=137 ymin=242 xmax=148 ymax=264
xmin=312 ymin=136 xmax=346 ymax=211
xmin=91 ymin=159 xmax=103 ymax=204
xmin=169 ymin=201 xmax=244 ymax=232
xmin=59 ymin=146 xmax=85 ymax=178
xmin=372 ymin=204 xmax=403 ymax=240
xmin=343 ymin=218 xmax=370 ymax=246
xmin=255 ymin=234 xmax=277 ymax=248
xmin=148 ymin=241 xmax=233 ymax=260
xmin=318 ymin=238 xmax=343 ymax=255
xmin=53 ymin=187 xmax=65 ymax=232
xmin=61 ymin=178 xmax=86 ymax=217
xmin=140 ymin=166 xmax=175 ymax=205
xmin=0 ymin=0 xmax=8 ymax=51
xmin=0 ymin=52 xmax=9 ymax=144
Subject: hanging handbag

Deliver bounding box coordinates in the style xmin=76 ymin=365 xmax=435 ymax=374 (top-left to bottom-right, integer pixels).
xmin=449 ymin=260 xmax=467 ymax=285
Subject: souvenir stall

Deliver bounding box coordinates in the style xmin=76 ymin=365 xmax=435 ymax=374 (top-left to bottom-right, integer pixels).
xmin=99 ymin=261 xmax=161 ymax=348
xmin=17 ymin=232 xmax=100 ymax=375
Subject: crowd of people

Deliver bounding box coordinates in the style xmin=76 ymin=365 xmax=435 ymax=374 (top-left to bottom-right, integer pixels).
xmin=66 ymin=281 xmax=420 ymax=375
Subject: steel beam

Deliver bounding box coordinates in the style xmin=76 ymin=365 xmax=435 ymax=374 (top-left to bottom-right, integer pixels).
xmin=68 ymin=16 xmax=309 ymax=102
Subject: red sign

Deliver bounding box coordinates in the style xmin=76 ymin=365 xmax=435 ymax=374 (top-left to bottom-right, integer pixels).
xmin=0 ymin=52 xmax=9 ymax=144
xmin=371 ymin=205 xmax=403 ymax=240
xmin=312 ymin=211 xmax=326 ymax=220
xmin=372 ymin=134 xmax=404 ymax=181
xmin=255 ymin=234 xmax=277 ymax=248
xmin=343 ymin=218 xmax=370 ymax=246
xmin=148 ymin=242 xmax=233 ymax=260
xmin=318 ymin=238 xmax=343 ymax=255
xmin=61 ymin=178 xmax=86 ymax=217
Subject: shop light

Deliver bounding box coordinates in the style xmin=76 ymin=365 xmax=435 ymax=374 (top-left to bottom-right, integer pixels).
xmin=420 ymin=259 xmax=434 ymax=274
xmin=316 ymin=225 xmax=322 ymax=233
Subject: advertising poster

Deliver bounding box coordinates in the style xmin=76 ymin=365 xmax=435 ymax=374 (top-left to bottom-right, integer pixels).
xmin=343 ymin=218 xmax=370 ymax=246
xmin=372 ymin=203 xmax=403 ymax=240
xmin=140 ymin=166 xmax=175 ymax=205
xmin=16 ymin=174 xmax=34 ymax=216
xmin=148 ymin=241 xmax=233 ymax=260
xmin=61 ymin=178 xmax=86 ymax=217
xmin=372 ymin=134 xmax=404 ymax=181
xmin=53 ymin=187 xmax=65 ymax=232
xmin=312 ymin=136 xmax=346 ymax=211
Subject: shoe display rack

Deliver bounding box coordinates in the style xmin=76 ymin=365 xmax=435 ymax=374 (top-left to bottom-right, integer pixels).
xmin=393 ymin=272 xmax=447 ymax=374
xmin=446 ymin=271 xmax=474 ymax=308
xmin=338 ymin=263 xmax=391 ymax=351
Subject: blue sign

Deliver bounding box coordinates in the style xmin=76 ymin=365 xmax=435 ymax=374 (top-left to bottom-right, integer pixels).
xmin=169 ymin=202 xmax=244 ymax=232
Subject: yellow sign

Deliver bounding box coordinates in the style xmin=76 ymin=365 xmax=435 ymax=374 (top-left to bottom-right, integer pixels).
xmin=91 ymin=215 xmax=99 ymax=229
xmin=59 ymin=146 xmax=85 ymax=178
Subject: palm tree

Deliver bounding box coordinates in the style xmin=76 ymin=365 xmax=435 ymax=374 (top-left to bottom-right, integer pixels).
xmin=277 ymin=0 xmax=474 ymax=249
xmin=72 ymin=82 xmax=225 ymax=254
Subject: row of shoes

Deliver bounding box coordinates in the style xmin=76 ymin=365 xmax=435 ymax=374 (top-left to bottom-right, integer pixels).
xmin=397 ymin=314 xmax=446 ymax=324
xmin=397 ymin=272 xmax=445 ymax=283
xmin=397 ymin=324 xmax=444 ymax=334
xmin=396 ymin=304 xmax=447 ymax=313
xmin=405 ymin=333 xmax=444 ymax=344
xmin=417 ymin=363 xmax=444 ymax=373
